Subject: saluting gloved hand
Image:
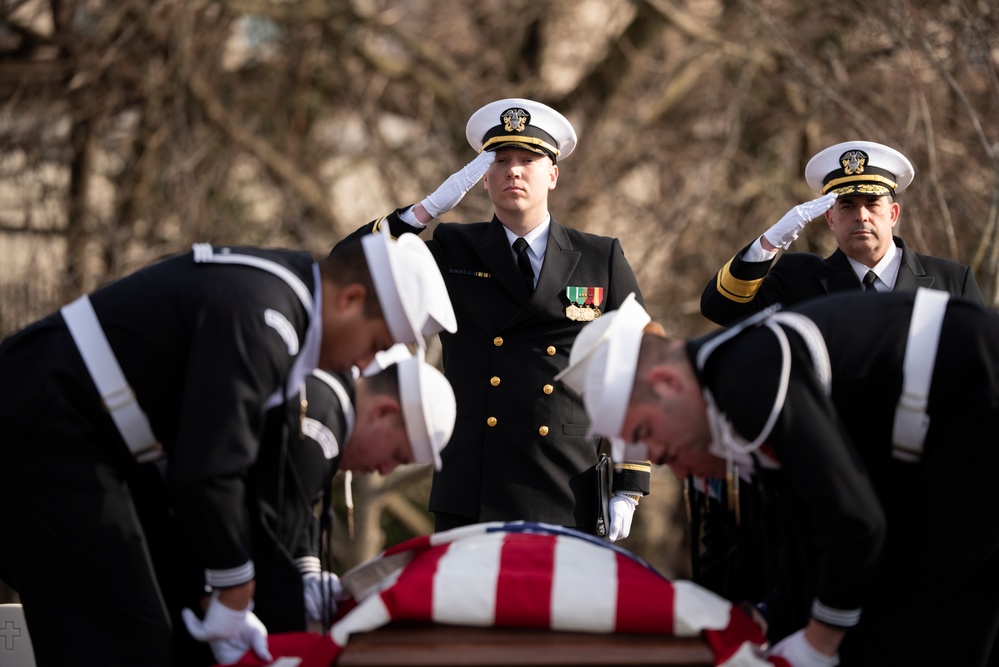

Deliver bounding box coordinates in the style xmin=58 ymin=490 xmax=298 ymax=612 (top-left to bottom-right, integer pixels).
xmin=303 ymin=571 xmax=344 ymax=624
xmin=181 ymin=591 xmax=273 ymax=665
xmin=607 ymin=493 xmax=639 ymax=542
xmin=767 ymin=629 xmax=839 ymax=667
xmin=402 ymin=151 xmax=496 ymax=224
xmin=762 ymin=193 xmax=838 ymax=250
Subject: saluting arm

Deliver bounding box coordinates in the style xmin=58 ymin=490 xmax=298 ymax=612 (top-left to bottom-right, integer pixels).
xmin=399 ymin=151 xmax=495 ymax=226
xmin=701 ymin=194 xmax=837 ymax=325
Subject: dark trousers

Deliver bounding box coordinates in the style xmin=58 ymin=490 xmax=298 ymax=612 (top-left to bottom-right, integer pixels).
xmin=838 ymin=427 xmax=999 ymax=666
xmin=0 ymin=416 xmax=174 ymax=667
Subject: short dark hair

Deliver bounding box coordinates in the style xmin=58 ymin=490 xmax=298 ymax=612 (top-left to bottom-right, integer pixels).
xmin=362 ymin=363 xmax=401 ymax=399
xmin=631 ymin=333 xmax=682 ymax=405
xmin=322 ymin=239 xmax=383 ymax=319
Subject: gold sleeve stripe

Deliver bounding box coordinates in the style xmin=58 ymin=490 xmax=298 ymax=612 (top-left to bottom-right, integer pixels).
xmin=615 ymin=462 xmax=652 ymax=473
xmin=716 ymin=257 xmax=765 ymax=303
xmin=371 ymin=216 xmax=399 ymax=240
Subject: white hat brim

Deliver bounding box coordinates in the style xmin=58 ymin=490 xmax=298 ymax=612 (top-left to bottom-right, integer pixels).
xmin=804 ymin=140 xmax=914 ymax=195
xmin=398 ymin=353 xmax=455 ymax=471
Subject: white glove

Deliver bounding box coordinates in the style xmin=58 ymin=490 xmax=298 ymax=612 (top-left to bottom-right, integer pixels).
xmin=607 ymin=493 xmax=639 ymax=542
xmin=762 ymin=193 xmax=838 ymax=250
xmin=303 ymin=571 xmax=344 ymax=623
xmin=181 ymin=591 xmax=273 ymax=665
xmin=419 ymin=151 xmax=496 ymax=219
xmin=767 ymin=629 xmax=839 ymax=667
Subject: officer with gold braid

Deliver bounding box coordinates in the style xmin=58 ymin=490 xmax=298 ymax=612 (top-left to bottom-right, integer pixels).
xmin=700 ymin=140 xmax=983 ymax=326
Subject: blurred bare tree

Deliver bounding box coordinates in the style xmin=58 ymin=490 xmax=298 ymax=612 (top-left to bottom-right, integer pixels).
xmin=1 ymin=0 xmax=997 ymax=585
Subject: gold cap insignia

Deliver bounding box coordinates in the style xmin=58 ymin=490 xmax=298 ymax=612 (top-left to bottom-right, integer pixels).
xmin=501 ymin=108 xmax=529 ymax=133
xmin=840 ymin=150 xmax=867 ymax=176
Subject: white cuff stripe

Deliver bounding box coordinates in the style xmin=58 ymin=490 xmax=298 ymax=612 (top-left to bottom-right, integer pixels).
xmin=811 ymin=599 xmax=861 ymax=627
xmin=295 ymin=556 xmax=322 ymax=574
xmin=205 ymin=561 xmax=255 ymax=588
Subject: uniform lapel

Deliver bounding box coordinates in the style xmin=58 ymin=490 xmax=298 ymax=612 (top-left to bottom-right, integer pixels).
xmin=506 ymin=219 xmax=580 ymax=328
xmin=472 ymin=217 xmax=531 ymax=302
xmin=818 ymin=249 xmax=862 ymax=293
xmin=894 ymin=237 xmax=935 ymax=291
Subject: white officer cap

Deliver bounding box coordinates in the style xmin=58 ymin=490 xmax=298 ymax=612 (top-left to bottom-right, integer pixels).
xmin=361 ymin=224 xmax=456 ymax=350
xmin=554 ymin=293 xmax=650 ymax=439
xmin=380 ymin=346 xmax=455 ymax=471
xmin=804 ymin=140 xmax=915 ymax=198
xmin=466 ymin=98 xmax=577 ymax=163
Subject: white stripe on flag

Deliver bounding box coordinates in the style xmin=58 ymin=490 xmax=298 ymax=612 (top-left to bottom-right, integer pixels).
xmin=550 ymin=536 xmax=618 ymax=632
xmin=330 ymin=593 xmax=392 ymax=647
xmin=432 ymin=532 xmax=504 ymax=626
xmin=671 ymin=580 xmax=732 ymax=636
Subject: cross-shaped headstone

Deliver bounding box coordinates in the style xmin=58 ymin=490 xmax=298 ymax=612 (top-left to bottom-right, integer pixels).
xmin=1 ymin=619 xmax=22 ymax=651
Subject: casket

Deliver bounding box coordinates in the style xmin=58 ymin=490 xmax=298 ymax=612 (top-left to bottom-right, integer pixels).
xmin=225 ymin=522 xmax=775 ymax=667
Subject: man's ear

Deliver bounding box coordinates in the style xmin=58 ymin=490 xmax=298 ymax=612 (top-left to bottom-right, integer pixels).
xmin=370 ymin=396 xmax=402 ymax=421
xmin=336 ymin=283 xmax=368 ymax=311
xmin=647 ymin=364 xmax=682 ymax=399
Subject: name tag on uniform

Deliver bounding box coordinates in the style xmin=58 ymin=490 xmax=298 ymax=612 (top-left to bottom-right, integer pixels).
xmin=448 ymin=268 xmax=491 ymax=279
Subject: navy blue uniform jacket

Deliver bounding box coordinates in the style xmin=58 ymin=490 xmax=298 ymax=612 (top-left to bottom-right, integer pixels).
xmin=335 ymin=210 xmax=646 ymax=530
xmin=701 ymin=235 xmax=983 ymax=325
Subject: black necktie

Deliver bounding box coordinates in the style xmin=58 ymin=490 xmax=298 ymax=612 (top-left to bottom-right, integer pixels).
xmin=863 ymin=270 xmax=878 ymax=293
xmin=513 ymin=238 xmax=535 ymax=292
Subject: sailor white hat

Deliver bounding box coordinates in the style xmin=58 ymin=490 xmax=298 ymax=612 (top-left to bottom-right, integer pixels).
xmin=361 ymin=224 xmax=456 ymax=350
xmin=365 ymin=344 xmax=454 ymax=471
xmin=805 ymin=140 xmax=914 ymax=198
xmin=554 ymin=293 xmax=650 ymax=439
xmin=609 ymin=436 xmax=650 ymax=467
xmin=466 ymin=98 xmax=577 ymax=162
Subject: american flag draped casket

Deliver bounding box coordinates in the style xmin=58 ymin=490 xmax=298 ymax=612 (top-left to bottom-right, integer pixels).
xmin=224 ymin=522 xmax=784 ymax=667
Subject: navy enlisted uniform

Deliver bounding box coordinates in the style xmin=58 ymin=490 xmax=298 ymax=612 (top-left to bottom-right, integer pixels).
xmin=0 ymin=234 xmax=454 ymax=666
xmin=245 ymin=346 xmax=456 ymax=635
xmin=701 ymin=140 xmax=983 ymax=326
xmin=562 ymin=289 xmax=999 ymax=666
xmin=334 ymin=98 xmax=651 ymax=536
xmin=248 ymin=369 xmax=356 ymax=634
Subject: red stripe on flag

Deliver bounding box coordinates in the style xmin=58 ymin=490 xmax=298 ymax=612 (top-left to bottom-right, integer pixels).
xmin=494 ymin=533 xmax=556 ymax=627
xmin=380 ymin=541 xmax=449 ymax=621
xmin=614 ymin=553 xmax=675 ymax=633
xmin=703 ymin=606 xmax=769 ymax=664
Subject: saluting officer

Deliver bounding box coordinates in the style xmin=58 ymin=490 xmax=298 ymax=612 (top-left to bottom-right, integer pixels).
xmin=0 ymin=229 xmax=454 ymax=667
xmin=560 ymin=289 xmax=999 ymax=667
xmin=701 ymin=140 xmax=983 ymax=326
xmin=333 ymin=98 xmax=651 ymax=539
